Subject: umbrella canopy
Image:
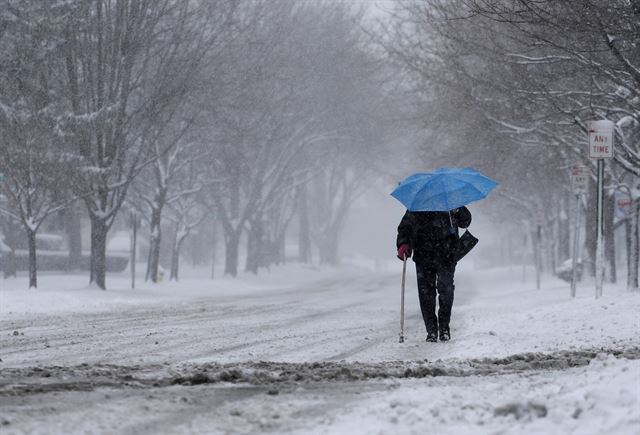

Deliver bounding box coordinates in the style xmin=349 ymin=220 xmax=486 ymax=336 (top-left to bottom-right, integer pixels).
xmin=391 ymin=167 xmax=498 ymax=211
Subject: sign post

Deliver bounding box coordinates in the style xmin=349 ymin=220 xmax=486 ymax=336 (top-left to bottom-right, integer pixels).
xmin=569 ymin=164 xmax=588 ymax=298
xmin=521 ymin=233 xmax=527 ymax=283
xmin=588 ymin=120 xmax=615 ymax=299
xmin=129 ymin=211 xmax=139 ymax=289
xmin=534 ymin=209 xmax=544 ymax=290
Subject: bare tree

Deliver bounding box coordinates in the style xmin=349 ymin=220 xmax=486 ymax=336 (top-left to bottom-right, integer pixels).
xmin=198 ymin=0 xmax=334 ymax=276
xmin=198 ymin=0 xmax=393 ymax=273
xmin=127 ymin=0 xmax=238 ymax=283
xmin=0 ymin=1 xmax=74 ymax=287
xmin=54 ymin=0 xmax=230 ymax=289
xmin=130 ymin=121 xmax=198 ymax=283
xmin=166 ymin=173 xmax=205 ymax=281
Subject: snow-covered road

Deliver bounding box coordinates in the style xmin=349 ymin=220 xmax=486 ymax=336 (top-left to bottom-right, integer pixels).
xmin=1 ymin=264 xmax=639 ymax=434
xmin=2 ymin=264 xmax=637 ymax=366
xmin=2 ymin=270 xmax=423 ymax=366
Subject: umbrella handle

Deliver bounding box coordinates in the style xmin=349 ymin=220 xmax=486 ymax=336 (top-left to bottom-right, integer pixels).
xmin=448 ymin=210 xmax=456 ymax=234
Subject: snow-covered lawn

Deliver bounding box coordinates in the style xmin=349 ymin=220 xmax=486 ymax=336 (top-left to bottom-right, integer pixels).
xmin=1 ymin=263 xmax=638 ymax=434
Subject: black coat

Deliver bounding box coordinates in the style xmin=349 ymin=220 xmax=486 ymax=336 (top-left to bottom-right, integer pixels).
xmin=396 ymin=207 xmax=472 ymax=265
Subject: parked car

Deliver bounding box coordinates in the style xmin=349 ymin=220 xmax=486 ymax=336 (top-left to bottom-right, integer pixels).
xmin=556 ymin=258 xmax=583 ymax=283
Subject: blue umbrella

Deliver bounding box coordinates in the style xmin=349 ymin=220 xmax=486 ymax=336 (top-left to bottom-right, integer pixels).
xmin=391 ymin=167 xmax=498 ymax=211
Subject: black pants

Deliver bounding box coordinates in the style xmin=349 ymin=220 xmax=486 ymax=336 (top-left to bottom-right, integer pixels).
xmin=416 ymin=261 xmax=455 ymax=335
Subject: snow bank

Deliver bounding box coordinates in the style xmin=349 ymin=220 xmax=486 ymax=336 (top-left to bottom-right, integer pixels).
xmin=306 ymin=355 xmax=640 ymax=435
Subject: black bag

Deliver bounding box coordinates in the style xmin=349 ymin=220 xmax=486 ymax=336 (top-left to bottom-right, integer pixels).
xmin=454 ymin=230 xmax=478 ymax=262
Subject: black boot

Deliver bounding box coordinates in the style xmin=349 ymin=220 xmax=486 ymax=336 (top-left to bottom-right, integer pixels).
xmin=439 ymin=328 xmax=450 ymax=342
xmin=426 ymin=332 xmax=438 ymax=342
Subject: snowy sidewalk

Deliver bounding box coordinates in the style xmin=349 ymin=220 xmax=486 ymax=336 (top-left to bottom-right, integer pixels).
xmin=384 ymin=264 xmax=640 ymax=362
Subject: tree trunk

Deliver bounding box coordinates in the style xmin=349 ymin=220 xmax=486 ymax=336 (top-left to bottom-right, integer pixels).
xmin=146 ymin=202 xmax=165 ymax=283
xmin=532 ymin=227 xmax=542 ymax=289
xmin=277 ymin=231 xmax=286 ymax=265
xmin=224 ymin=230 xmax=240 ymax=277
xmin=629 ymin=201 xmax=639 ymax=290
xmin=584 ymin=185 xmax=597 ymax=277
xmin=65 ymin=202 xmax=82 ymax=270
xmin=210 ymin=218 xmax=217 ymax=280
xmin=317 ymin=198 xmax=350 ymax=266
xmin=549 ymin=216 xmax=557 ymax=275
xmin=558 ymin=197 xmax=570 ymax=263
xmin=245 ymin=219 xmax=263 ymax=274
xmin=604 ymin=191 xmax=616 ymax=283
xmin=26 ymin=228 xmax=37 ymax=288
xmin=170 ymin=234 xmax=185 ymax=281
xmin=507 ymin=235 xmax=513 ymax=270
xmin=147 ymin=228 xmax=162 ymax=283
xmin=145 ymin=187 xmax=167 ymax=283
xmin=260 ymin=240 xmax=273 ymax=270
xmin=319 ymin=218 xmax=345 ymax=266
xmin=319 ymin=233 xmax=339 ymax=265
xmin=297 ymin=185 xmax=311 ymax=263
xmin=625 ymin=217 xmax=634 ymax=289
xmin=90 ymin=217 xmax=108 ymax=290
xmin=170 ymin=245 xmax=179 ymax=281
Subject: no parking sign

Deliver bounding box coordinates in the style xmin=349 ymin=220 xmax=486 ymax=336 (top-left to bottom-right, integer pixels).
xmin=615 ymin=190 xmax=633 ymax=220
xmin=569 ymin=165 xmax=589 ymax=195
xmin=588 ymin=120 xmax=615 ymax=159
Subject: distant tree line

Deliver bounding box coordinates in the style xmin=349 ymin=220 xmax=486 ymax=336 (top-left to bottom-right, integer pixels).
xmin=0 ymin=0 xmax=395 ymax=289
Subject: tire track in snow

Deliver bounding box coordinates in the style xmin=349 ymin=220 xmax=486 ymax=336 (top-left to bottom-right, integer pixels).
xmin=0 ymin=273 xmax=398 ymax=366
xmin=0 ymin=274 xmax=354 ymax=338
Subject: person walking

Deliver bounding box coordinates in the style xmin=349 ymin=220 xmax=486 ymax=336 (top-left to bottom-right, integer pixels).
xmin=396 ymin=207 xmax=472 ymax=342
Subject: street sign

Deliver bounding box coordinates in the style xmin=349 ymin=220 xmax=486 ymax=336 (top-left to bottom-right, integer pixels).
xmin=615 ymin=190 xmax=633 ymax=220
xmin=534 ymin=209 xmax=545 ymax=226
xmin=588 ymin=120 xmax=615 ymax=159
xmin=569 ymin=164 xmax=589 ymax=195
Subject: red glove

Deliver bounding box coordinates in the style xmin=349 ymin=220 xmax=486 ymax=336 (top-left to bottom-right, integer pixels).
xmin=397 ymin=244 xmax=412 ymax=260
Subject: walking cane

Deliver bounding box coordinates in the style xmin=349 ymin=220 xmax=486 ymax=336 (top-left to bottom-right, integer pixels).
xmin=399 ymin=254 xmax=407 ymax=343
